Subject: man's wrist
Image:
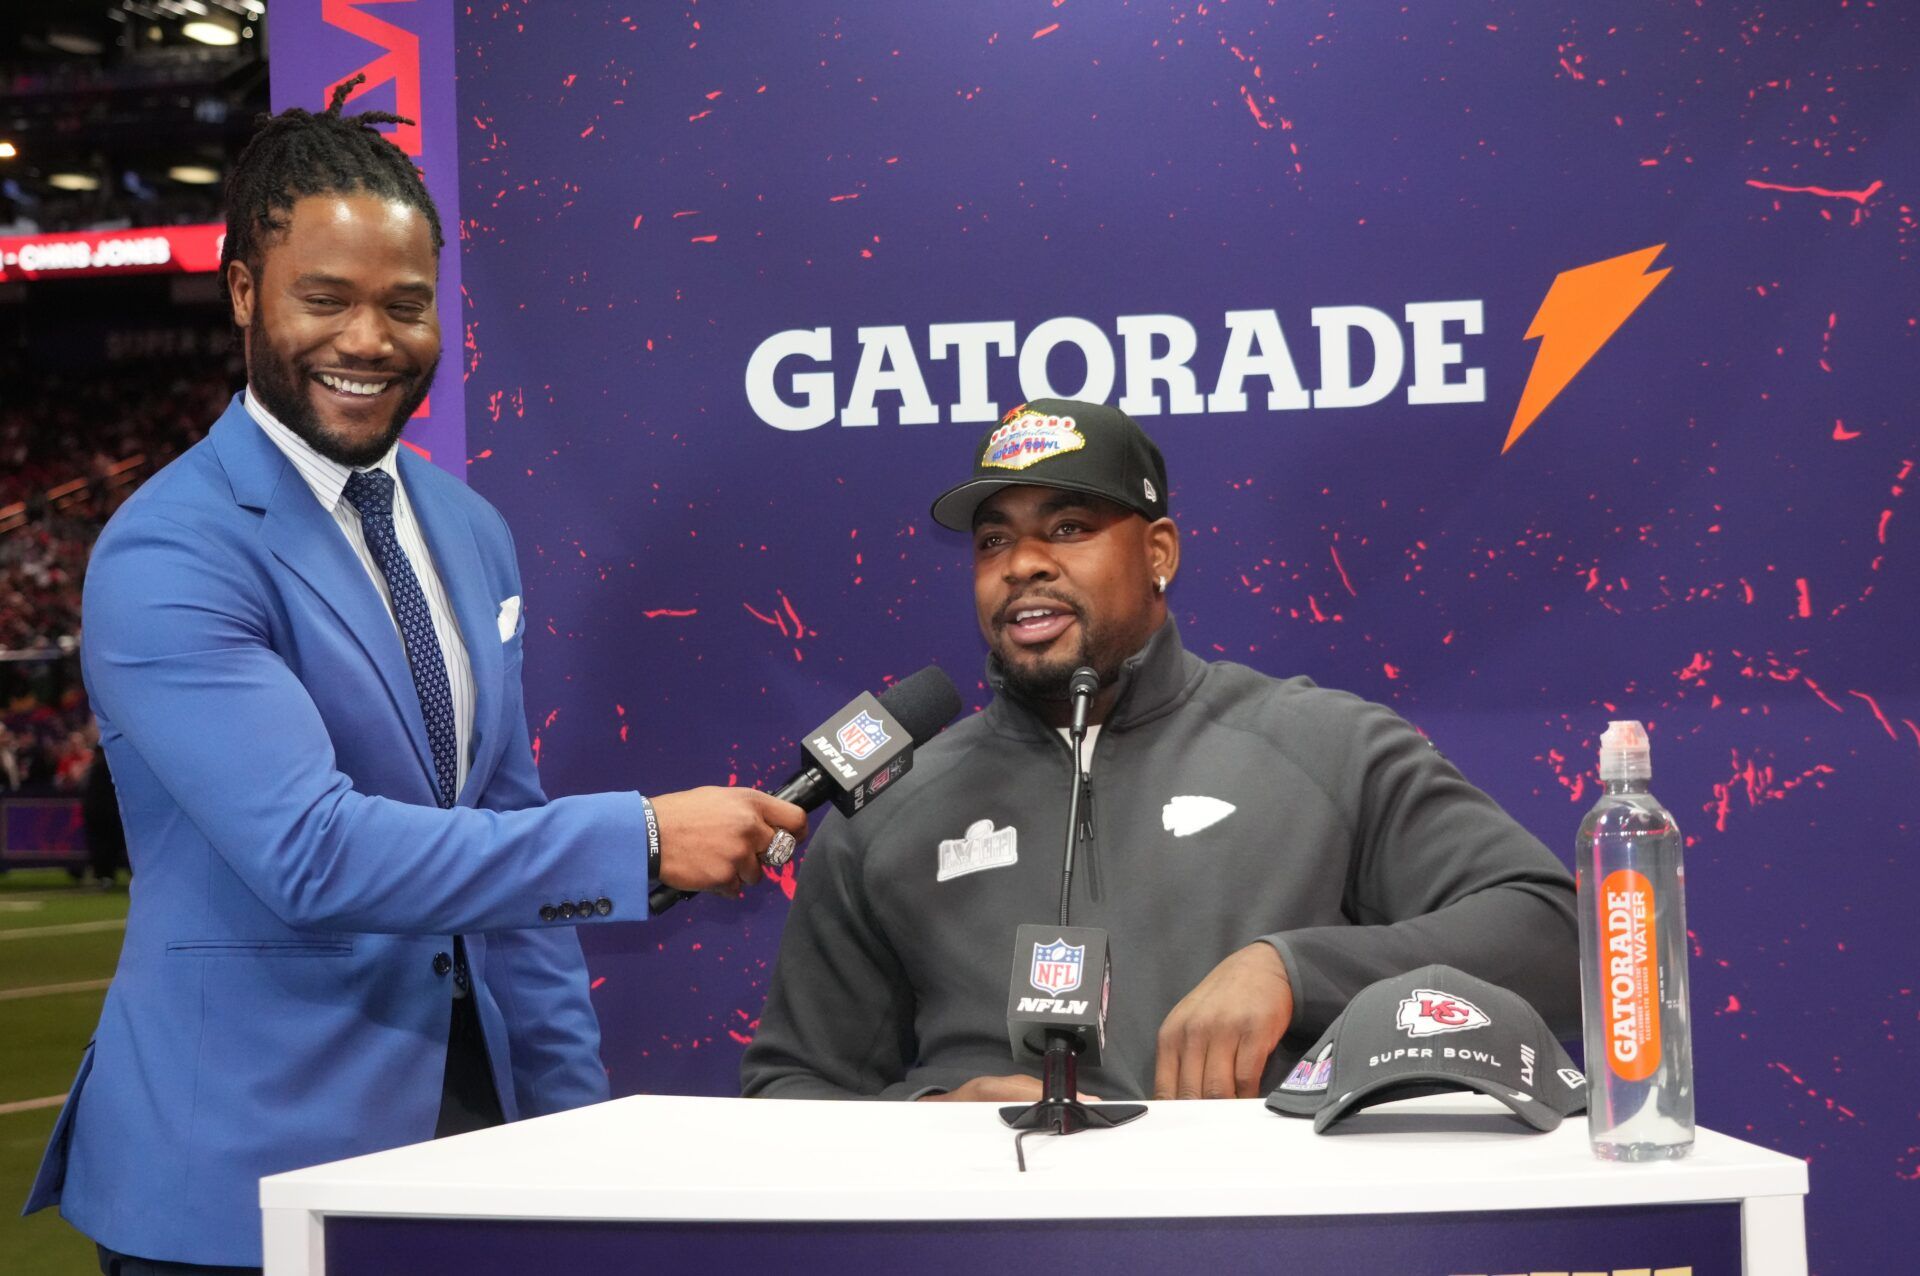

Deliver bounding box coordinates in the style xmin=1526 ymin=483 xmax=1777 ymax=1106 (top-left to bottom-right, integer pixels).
xmin=639 ymin=794 xmax=662 ymax=884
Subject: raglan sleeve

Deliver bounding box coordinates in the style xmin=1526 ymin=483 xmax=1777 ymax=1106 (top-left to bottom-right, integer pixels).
xmin=1259 ymin=698 xmax=1581 ymax=1038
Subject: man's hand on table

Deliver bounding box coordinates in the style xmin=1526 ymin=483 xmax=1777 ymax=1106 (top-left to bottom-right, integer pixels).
xmin=1153 ymin=941 xmax=1294 ymax=1100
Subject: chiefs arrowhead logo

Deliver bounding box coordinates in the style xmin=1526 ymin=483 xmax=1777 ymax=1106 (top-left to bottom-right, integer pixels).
xmin=1395 ymin=988 xmax=1491 ymax=1038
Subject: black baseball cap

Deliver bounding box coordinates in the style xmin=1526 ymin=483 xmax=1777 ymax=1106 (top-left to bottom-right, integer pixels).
xmin=930 ymin=399 xmax=1170 ymax=531
xmin=1266 ymin=965 xmax=1588 ymax=1133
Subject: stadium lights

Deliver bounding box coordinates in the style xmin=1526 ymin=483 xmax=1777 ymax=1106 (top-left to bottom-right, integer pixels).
xmin=182 ymin=13 xmax=240 ymax=45
xmin=49 ymin=173 xmax=102 ymax=192
xmin=47 ymin=30 xmax=106 ymax=56
xmin=168 ymin=165 xmax=221 ymax=185
xmin=0 ymin=142 xmax=17 ymax=160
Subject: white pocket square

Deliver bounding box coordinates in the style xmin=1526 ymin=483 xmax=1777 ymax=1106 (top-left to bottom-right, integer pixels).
xmin=497 ymin=595 xmax=521 ymax=642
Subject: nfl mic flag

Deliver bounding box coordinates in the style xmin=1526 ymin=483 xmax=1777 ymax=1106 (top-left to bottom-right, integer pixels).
xmin=1006 ymin=924 xmax=1112 ymax=1066
xmin=798 ymin=691 xmax=915 ymax=816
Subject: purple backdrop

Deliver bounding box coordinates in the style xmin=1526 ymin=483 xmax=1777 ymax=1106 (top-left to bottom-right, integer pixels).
xmin=275 ymin=3 xmax=1917 ymax=1271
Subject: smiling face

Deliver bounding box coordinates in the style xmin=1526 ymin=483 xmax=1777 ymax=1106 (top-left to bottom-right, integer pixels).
xmin=227 ymin=192 xmax=440 ymax=467
xmin=972 ymin=484 xmax=1180 ymax=721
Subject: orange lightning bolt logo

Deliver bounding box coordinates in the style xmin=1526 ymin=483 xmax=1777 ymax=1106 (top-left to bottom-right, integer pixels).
xmin=1503 ymin=244 xmax=1671 ymax=453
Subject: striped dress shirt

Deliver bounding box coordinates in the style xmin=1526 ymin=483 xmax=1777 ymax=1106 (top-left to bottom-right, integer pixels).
xmin=244 ymin=388 xmax=476 ymax=795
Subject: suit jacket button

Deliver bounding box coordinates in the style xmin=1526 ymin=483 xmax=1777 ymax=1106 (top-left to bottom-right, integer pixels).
xmin=577 ymin=899 xmax=595 ymax=918
xmin=432 ymin=952 xmax=452 ymax=977
xmin=559 ymin=901 xmax=576 ymax=919
xmin=595 ymin=898 xmax=613 ymax=917
xmin=539 ymin=904 xmax=558 ymax=922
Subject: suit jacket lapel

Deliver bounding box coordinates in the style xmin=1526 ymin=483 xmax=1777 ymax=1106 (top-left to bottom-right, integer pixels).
xmin=211 ymin=402 xmax=441 ymax=794
xmin=400 ymin=449 xmax=503 ymax=807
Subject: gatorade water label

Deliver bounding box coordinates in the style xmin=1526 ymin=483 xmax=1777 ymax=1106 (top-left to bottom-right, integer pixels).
xmin=1600 ymin=868 xmax=1661 ymax=1082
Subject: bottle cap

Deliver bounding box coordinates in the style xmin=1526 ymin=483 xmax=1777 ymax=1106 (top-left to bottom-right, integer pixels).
xmin=1598 ymin=719 xmax=1652 ymax=781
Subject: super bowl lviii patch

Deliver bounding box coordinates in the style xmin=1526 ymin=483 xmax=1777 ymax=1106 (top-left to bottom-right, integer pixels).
xmin=1280 ymin=1042 xmax=1336 ymax=1092
xmin=937 ymin=819 xmax=1018 ymax=881
xmin=980 ymin=409 xmax=1085 ymax=471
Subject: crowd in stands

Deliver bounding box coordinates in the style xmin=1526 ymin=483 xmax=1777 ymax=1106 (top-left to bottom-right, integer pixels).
xmin=0 ymin=183 xmax=226 ymax=237
xmin=1 ymin=353 xmax=238 ymax=798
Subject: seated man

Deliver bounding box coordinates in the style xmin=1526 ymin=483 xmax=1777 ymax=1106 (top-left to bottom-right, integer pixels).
xmin=742 ymin=400 xmax=1578 ymax=1103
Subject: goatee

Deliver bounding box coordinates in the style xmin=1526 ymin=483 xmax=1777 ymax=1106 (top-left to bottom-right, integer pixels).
xmin=247 ymin=315 xmax=435 ymax=468
xmin=994 ymin=615 xmax=1131 ymax=704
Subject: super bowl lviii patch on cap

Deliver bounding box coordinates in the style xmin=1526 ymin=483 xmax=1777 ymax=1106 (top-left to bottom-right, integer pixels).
xmin=1265 ymin=964 xmax=1586 ymax=1133
xmin=980 ymin=406 xmax=1087 ymax=471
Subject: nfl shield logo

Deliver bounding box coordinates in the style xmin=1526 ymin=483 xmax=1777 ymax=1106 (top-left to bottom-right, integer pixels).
xmin=1030 ymin=938 xmax=1084 ymax=994
xmin=836 ymin=711 xmax=890 ymax=761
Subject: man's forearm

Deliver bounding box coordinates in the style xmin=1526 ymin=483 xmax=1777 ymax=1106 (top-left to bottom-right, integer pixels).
xmin=1265 ymin=881 xmax=1579 ymax=1037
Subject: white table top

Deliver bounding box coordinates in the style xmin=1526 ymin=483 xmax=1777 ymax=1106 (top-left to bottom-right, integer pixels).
xmin=260 ymin=1093 xmax=1809 ymax=1223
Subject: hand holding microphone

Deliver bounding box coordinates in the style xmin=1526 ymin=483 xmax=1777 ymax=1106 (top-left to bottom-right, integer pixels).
xmin=648 ymin=666 xmax=962 ymax=913
xmin=647 ymin=787 xmax=809 ymax=896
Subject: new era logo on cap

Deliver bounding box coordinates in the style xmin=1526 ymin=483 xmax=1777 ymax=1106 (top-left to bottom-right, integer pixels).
xmin=1266 ymin=964 xmax=1586 ymax=1133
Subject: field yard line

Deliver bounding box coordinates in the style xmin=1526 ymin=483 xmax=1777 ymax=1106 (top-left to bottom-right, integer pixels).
xmin=0 ymin=1095 xmax=67 ymax=1116
xmin=0 ymin=978 xmax=111 ymax=1001
xmin=0 ymin=919 xmax=126 ymax=940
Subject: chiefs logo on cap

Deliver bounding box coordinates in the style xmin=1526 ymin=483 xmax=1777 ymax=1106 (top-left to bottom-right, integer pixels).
xmin=1395 ymin=988 xmax=1492 ymax=1038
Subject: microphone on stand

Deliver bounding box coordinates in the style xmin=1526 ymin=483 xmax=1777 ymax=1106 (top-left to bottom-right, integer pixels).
xmin=1056 ymin=665 xmax=1099 ymax=927
xmin=1000 ymin=667 xmax=1147 ymax=1137
xmin=648 ymin=666 xmax=962 ymax=914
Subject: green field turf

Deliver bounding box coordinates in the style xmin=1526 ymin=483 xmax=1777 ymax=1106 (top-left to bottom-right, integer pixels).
xmin=1 ymin=870 xmax=128 ymax=1276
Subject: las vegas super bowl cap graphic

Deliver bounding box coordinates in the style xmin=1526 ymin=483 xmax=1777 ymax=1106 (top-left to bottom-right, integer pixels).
xmin=930 ymin=398 xmax=1170 ymax=531
xmin=1265 ymin=965 xmax=1586 ymax=1133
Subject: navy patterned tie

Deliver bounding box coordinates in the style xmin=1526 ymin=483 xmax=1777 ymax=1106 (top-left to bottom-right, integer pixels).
xmin=343 ymin=469 xmax=458 ymax=809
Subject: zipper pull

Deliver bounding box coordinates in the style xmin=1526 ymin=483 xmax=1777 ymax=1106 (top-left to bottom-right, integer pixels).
xmin=1078 ymin=773 xmax=1095 ymax=841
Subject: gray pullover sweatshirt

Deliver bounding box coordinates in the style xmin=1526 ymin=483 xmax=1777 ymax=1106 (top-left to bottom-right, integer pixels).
xmin=742 ymin=620 xmax=1579 ymax=1100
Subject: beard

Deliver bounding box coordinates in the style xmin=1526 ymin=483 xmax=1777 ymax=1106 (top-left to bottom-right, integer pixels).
xmin=247 ymin=311 xmax=436 ymax=469
xmin=990 ymin=589 xmax=1141 ymax=703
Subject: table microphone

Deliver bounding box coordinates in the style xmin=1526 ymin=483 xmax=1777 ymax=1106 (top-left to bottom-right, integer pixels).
xmin=648 ymin=665 xmax=962 ymax=914
xmin=1000 ymin=666 xmax=1146 ymax=1136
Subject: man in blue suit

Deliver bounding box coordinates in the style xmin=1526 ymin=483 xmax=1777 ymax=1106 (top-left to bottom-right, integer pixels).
xmin=25 ymin=85 xmax=807 ymax=1275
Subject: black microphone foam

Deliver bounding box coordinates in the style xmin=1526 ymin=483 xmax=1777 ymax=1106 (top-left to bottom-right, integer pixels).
xmin=1067 ymin=666 xmax=1100 ymax=701
xmin=879 ymin=665 xmax=963 ymax=746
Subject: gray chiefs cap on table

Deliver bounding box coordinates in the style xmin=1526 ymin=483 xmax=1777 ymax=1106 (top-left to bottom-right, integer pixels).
xmin=1266 ymin=964 xmax=1588 ymax=1133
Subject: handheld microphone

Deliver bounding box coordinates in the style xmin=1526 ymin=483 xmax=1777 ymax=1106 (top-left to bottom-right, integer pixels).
xmin=648 ymin=666 xmax=962 ymax=914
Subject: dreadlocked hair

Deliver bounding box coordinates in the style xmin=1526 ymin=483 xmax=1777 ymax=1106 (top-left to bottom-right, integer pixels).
xmin=220 ymin=74 xmax=445 ymax=303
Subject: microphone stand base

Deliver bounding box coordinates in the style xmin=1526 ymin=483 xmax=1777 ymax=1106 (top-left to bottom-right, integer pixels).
xmin=998 ymin=1099 xmax=1147 ymax=1133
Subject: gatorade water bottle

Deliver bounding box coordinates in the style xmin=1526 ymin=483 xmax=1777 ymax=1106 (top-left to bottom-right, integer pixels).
xmin=1576 ymin=720 xmax=1695 ymax=1160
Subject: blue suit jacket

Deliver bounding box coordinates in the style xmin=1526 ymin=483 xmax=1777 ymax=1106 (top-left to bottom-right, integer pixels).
xmin=25 ymin=397 xmax=649 ymax=1266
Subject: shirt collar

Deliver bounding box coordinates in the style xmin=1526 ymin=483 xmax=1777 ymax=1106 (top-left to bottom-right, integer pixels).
xmin=243 ymin=385 xmax=402 ymax=513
